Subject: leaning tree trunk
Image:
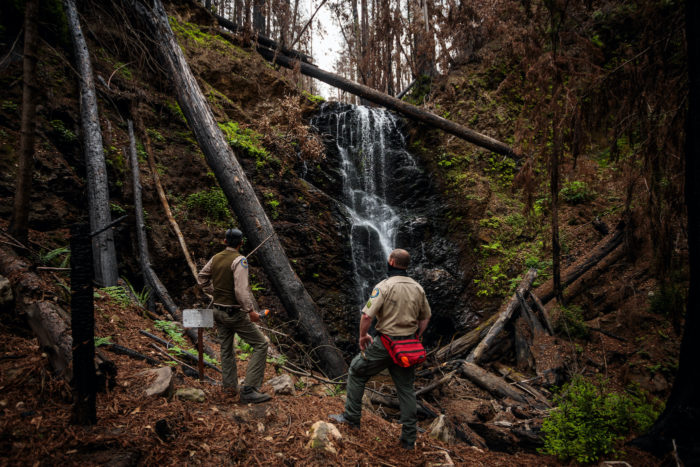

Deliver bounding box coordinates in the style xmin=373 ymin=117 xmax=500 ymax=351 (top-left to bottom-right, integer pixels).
xmin=9 ymin=0 xmax=39 ymax=245
xmin=132 ymin=0 xmax=346 ymax=378
xmin=631 ymin=2 xmax=700 ymax=461
xmin=64 ymin=0 xmax=118 ymax=287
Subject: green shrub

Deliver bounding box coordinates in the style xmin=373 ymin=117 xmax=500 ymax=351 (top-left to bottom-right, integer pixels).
xmin=560 ymin=180 xmax=594 ymax=204
xmin=218 ymin=121 xmax=278 ymax=169
xmin=185 ymin=187 xmax=233 ymax=225
xmin=541 ymin=376 xmax=663 ymax=463
xmin=555 ymin=304 xmax=589 ymax=339
xmin=39 ymin=247 xmax=70 ymax=268
xmin=649 ymin=282 xmax=686 ymax=317
xmin=100 ymin=285 xmax=131 ymax=307
xmin=49 ymin=119 xmax=77 ymax=144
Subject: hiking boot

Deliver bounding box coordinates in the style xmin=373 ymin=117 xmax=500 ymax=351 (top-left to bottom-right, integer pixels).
xmin=329 ymin=413 xmax=360 ymax=429
xmin=240 ymin=386 xmax=271 ymax=404
xmin=222 ymin=385 xmax=239 ymax=398
xmin=399 ymin=439 xmax=414 ymax=450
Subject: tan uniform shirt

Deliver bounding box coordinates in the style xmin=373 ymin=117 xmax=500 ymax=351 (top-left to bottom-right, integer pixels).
xmin=362 ymin=275 xmax=431 ymax=337
xmin=198 ymin=247 xmax=256 ymax=313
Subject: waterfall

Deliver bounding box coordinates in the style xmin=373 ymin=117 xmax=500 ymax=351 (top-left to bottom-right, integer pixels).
xmin=313 ymin=104 xmax=416 ymax=305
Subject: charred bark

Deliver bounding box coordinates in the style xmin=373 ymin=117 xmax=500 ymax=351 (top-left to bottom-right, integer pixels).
xmin=126 ymin=119 xmax=215 ymax=357
xmin=533 ymin=224 xmax=625 ymax=305
xmin=70 ymin=222 xmax=97 ymax=425
xmin=9 ymin=0 xmax=39 ymax=245
xmin=467 ymin=268 xmax=537 ymax=365
xmin=132 ymin=0 xmax=346 ymax=378
xmin=435 ymin=313 xmax=498 ymax=361
xmin=214 ymin=13 xmax=312 ymax=63
xmin=459 ymin=362 xmax=529 ymax=404
xmin=256 ymin=46 xmax=519 ymax=158
xmin=64 ymin=0 xmax=118 ymax=287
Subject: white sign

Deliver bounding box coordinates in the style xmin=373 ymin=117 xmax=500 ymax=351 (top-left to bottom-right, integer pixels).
xmin=183 ymin=309 xmax=214 ymax=328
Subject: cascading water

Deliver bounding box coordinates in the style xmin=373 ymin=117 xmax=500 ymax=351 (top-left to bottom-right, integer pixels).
xmin=313 ymin=104 xmax=417 ymax=305
xmin=310 ymin=102 xmax=471 ymax=345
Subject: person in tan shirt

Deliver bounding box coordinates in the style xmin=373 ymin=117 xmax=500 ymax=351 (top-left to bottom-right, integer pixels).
xmin=198 ymin=228 xmax=271 ymax=403
xmin=330 ymin=249 xmax=431 ymax=449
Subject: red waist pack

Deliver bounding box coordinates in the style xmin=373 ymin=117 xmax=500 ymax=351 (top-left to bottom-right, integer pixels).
xmin=380 ymin=334 xmax=426 ymax=368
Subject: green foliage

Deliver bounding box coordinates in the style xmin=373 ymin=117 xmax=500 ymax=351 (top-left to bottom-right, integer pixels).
xmin=264 ymin=192 xmax=280 ymax=219
xmin=295 ymin=379 xmax=306 ymax=390
xmin=404 ymin=74 xmax=432 ymax=105
xmin=649 ymin=281 xmax=686 ymax=317
xmin=560 ymin=180 xmax=594 ymax=204
xmin=154 ymin=320 xmax=188 ymax=347
xmin=167 ymin=101 xmax=187 ymax=124
xmin=122 ymin=277 xmax=151 ymax=306
xmin=267 ymin=354 xmax=288 ymax=366
xmin=473 ymin=263 xmax=509 ymax=297
xmin=94 ymin=336 xmax=113 ymax=347
xmin=325 ymin=384 xmax=345 ymax=396
xmin=541 ymin=376 xmax=663 ymax=463
xmin=38 ymin=247 xmax=70 ymax=268
xmin=302 ymin=90 xmax=325 ymax=104
xmin=110 ymin=202 xmax=126 ymax=217
xmin=235 ymin=336 xmax=254 ymax=360
xmin=147 ymin=128 xmax=165 ymax=143
xmin=484 ymin=153 xmax=517 ymax=187
xmin=1 ymin=100 xmax=18 ymax=112
xmin=218 ymin=121 xmax=279 ymax=170
xmin=556 ymin=304 xmax=589 ymax=339
xmin=185 ymin=187 xmax=234 ymax=225
xmin=49 ymin=119 xmax=77 ymax=144
xmin=100 ymin=285 xmax=131 ymax=308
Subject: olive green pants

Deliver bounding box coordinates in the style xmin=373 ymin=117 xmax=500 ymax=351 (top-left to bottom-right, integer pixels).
xmin=214 ymin=309 xmax=268 ymax=390
xmin=343 ymin=335 xmax=417 ymax=444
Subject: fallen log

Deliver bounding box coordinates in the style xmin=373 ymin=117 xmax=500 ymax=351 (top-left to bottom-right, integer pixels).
xmin=513 ymin=317 xmax=535 ymax=372
xmin=416 ymin=370 xmax=456 ymax=397
xmin=132 ymin=0 xmax=346 ymax=378
xmin=435 ymin=313 xmax=499 ymax=362
xmin=64 ymin=0 xmax=118 ymax=287
xmin=467 ymin=268 xmax=537 ymax=365
xmin=150 ymin=343 xmax=217 ymax=382
xmin=459 ymin=362 xmax=529 ymax=404
xmin=213 ymin=13 xmax=313 ymax=64
xmin=533 ymin=223 xmax=625 ymax=305
xmin=367 ymin=390 xmax=437 ymax=419
xmin=527 ymin=291 xmax=553 ymax=335
xmin=256 ymin=46 xmax=519 ymax=158
xmin=27 ymin=301 xmax=73 ymax=379
xmin=103 ymin=342 xmax=161 ymax=366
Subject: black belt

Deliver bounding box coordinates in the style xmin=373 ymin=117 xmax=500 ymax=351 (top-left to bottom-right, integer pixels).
xmin=214 ymin=304 xmax=240 ymax=315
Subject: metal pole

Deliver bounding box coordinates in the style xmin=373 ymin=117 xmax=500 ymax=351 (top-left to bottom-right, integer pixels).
xmin=198 ymin=328 xmax=204 ymax=380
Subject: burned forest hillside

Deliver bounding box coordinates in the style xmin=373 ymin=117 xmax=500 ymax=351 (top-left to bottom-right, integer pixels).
xmin=0 ymin=0 xmax=696 ymax=465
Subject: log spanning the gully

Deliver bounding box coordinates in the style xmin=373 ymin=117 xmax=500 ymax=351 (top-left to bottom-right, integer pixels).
xmin=255 ymin=46 xmax=519 ymax=158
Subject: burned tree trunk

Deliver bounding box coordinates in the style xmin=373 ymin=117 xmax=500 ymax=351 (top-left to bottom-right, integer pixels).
xmin=126 ymin=120 xmax=214 ymax=357
xmin=131 ymin=0 xmax=346 ymax=378
xmin=63 ymin=0 xmax=118 ymax=287
xmin=256 ymin=47 xmax=519 ymax=158
xmin=70 ymin=222 xmax=97 ymax=425
xmin=10 ymin=0 xmax=39 ymax=245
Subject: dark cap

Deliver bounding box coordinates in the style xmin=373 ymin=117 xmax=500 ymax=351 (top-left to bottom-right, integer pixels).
xmin=225 ymin=228 xmax=243 ymax=246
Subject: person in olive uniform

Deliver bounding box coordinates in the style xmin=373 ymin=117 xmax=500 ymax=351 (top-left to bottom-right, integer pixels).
xmin=198 ymin=228 xmax=271 ymax=403
xmin=330 ymin=249 xmax=431 ymax=450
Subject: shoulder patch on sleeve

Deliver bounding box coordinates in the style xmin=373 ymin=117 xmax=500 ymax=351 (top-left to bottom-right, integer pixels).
xmin=370 ymin=287 xmax=380 ymax=298
xmin=240 ymin=258 xmax=248 ymax=269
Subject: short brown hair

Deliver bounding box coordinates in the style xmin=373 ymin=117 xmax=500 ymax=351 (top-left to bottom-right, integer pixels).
xmin=389 ymin=249 xmax=410 ymax=269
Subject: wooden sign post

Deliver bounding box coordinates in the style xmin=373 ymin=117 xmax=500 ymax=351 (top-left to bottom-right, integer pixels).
xmin=183 ymin=309 xmax=214 ymax=380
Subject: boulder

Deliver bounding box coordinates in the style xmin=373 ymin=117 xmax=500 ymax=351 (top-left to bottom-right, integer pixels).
xmin=429 ymin=414 xmax=456 ymax=445
xmin=175 ymin=388 xmax=205 ymax=403
xmin=138 ymin=367 xmax=173 ymax=397
xmin=0 ymin=275 xmax=13 ymax=310
xmin=267 ymin=374 xmax=295 ymax=395
xmin=307 ymin=421 xmax=342 ymax=455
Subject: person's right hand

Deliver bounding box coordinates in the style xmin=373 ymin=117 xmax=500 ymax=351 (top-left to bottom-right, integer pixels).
xmin=249 ymin=311 xmax=260 ymax=323
xmin=359 ymin=333 xmax=372 ymax=351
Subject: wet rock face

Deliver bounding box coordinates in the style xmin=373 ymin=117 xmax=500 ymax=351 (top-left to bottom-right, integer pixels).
xmin=310 ymin=103 xmax=470 ymax=346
